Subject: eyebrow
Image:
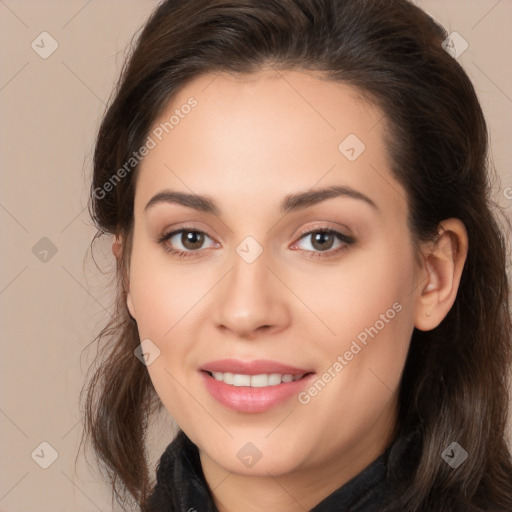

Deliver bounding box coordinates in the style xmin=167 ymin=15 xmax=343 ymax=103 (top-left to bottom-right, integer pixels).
xmin=144 ymin=185 xmax=379 ymax=215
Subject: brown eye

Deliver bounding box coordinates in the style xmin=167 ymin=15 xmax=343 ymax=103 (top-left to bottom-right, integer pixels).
xmin=181 ymin=230 xmax=205 ymax=250
xmin=310 ymin=231 xmax=336 ymax=251
xmin=292 ymin=228 xmax=355 ymax=259
xmin=158 ymin=228 xmax=216 ymax=258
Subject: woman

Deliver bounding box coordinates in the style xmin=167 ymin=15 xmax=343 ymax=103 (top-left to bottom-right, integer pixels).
xmin=80 ymin=0 xmax=512 ymax=510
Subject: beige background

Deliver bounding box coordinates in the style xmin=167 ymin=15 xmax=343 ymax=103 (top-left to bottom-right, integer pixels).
xmin=0 ymin=1 xmax=511 ymax=510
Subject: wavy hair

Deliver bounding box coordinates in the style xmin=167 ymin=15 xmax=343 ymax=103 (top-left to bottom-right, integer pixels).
xmin=79 ymin=0 xmax=512 ymax=510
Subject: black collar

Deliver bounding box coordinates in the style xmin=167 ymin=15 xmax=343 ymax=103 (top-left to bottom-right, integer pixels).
xmin=146 ymin=427 xmax=422 ymax=512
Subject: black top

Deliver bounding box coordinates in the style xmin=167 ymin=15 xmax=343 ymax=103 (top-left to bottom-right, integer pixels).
xmin=145 ymin=426 xmax=422 ymax=512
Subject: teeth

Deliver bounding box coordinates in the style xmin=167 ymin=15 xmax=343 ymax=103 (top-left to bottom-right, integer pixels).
xmin=233 ymin=374 xmax=251 ymax=386
xmin=210 ymin=372 xmax=304 ymax=387
xmin=268 ymin=373 xmax=282 ymax=386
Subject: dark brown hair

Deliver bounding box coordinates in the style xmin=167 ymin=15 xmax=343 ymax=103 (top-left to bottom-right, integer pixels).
xmin=80 ymin=0 xmax=512 ymax=510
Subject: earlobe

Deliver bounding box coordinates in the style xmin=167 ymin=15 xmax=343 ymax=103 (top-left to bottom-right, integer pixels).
xmin=127 ymin=292 xmax=136 ymax=320
xmin=414 ymin=218 xmax=468 ymax=331
xmin=112 ymin=236 xmax=122 ymax=259
xmin=113 ymin=234 xmax=135 ymax=319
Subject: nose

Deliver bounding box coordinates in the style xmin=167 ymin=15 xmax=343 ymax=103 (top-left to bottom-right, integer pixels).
xmin=213 ymin=250 xmax=291 ymax=340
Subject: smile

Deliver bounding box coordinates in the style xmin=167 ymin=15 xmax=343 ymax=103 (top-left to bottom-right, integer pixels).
xmin=199 ymin=359 xmax=316 ymax=413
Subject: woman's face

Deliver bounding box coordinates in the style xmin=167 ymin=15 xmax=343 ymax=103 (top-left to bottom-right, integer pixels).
xmin=127 ymin=70 xmax=424 ymax=487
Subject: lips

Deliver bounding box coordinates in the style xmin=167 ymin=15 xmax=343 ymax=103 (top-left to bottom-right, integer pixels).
xmin=199 ymin=358 xmax=316 ymax=413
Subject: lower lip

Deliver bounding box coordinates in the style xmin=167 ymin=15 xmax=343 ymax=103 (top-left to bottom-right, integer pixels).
xmin=200 ymin=371 xmax=316 ymax=413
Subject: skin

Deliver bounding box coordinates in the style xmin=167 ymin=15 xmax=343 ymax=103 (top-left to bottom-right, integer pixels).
xmin=124 ymin=70 xmax=468 ymax=511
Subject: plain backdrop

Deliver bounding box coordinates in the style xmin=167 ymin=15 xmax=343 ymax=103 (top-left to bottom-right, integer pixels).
xmin=1 ymin=1 xmax=511 ymax=510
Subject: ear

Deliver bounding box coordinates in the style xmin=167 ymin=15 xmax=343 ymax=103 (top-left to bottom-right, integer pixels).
xmin=112 ymin=234 xmax=136 ymax=320
xmin=127 ymin=290 xmax=136 ymax=320
xmin=112 ymin=236 xmax=122 ymax=259
xmin=414 ymin=218 xmax=468 ymax=331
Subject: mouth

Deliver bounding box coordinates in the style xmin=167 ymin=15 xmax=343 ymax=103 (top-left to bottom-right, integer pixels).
xmin=199 ymin=359 xmax=316 ymax=413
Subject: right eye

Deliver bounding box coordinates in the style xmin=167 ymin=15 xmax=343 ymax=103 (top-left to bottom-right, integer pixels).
xmin=158 ymin=228 xmax=218 ymax=258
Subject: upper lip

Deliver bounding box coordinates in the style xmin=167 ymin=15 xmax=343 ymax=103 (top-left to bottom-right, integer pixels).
xmin=200 ymin=358 xmax=313 ymax=376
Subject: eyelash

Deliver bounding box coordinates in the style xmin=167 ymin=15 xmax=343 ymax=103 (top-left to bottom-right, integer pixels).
xmin=157 ymin=226 xmax=355 ymax=260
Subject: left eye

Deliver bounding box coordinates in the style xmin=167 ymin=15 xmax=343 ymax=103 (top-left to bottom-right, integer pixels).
xmin=293 ymin=229 xmax=353 ymax=253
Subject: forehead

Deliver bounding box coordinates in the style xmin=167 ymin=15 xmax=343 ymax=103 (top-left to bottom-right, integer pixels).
xmin=135 ymin=70 xmax=406 ymax=221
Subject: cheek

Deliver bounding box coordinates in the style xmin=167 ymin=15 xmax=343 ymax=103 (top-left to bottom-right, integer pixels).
xmin=300 ymin=258 xmax=414 ymax=450
xmin=305 ymin=238 xmax=416 ymax=344
xmin=313 ymin=238 xmax=416 ymax=391
xmin=128 ymin=240 xmax=205 ymax=338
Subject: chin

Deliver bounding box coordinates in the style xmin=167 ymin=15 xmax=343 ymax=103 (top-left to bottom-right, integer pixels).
xmin=200 ymin=436 xmax=310 ymax=477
